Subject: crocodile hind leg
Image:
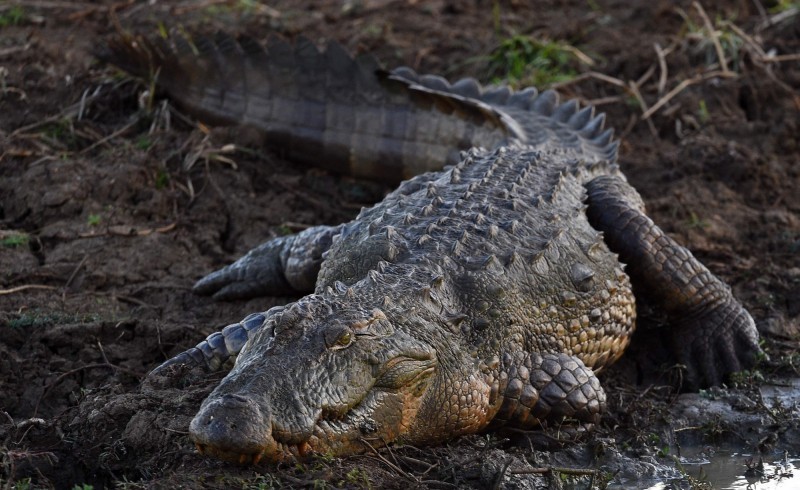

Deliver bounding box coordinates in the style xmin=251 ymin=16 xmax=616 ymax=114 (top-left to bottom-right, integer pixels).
xmin=584 ymin=175 xmax=762 ymax=389
xmin=194 ymin=224 xmax=343 ymax=300
xmin=492 ymin=351 xmax=605 ymax=431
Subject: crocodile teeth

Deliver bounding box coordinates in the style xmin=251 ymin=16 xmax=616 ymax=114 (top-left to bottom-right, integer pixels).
xmin=297 ymin=441 xmax=311 ymax=457
xmin=239 ymin=453 xmax=249 ymax=464
xmin=195 ymin=443 xmax=206 ymax=455
xmin=252 ymin=451 xmax=264 ymax=465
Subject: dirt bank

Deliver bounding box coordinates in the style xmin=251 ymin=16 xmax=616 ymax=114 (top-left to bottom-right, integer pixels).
xmin=1 ymin=1 xmax=798 ymax=488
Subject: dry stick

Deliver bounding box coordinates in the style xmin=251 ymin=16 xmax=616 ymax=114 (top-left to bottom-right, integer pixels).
xmin=79 ymin=118 xmax=139 ymax=154
xmin=634 ymin=63 xmax=657 ymax=90
xmin=552 ymin=71 xmax=628 ymax=90
xmin=722 ymin=21 xmax=800 ymax=97
xmin=359 ymin=438 xmax=417 ymax=482
xmin=654 ymin=43 xmax=669 ymax=95
xmin=756 ymin=6 xmax=799 ymax=32
xmin=762 ymin=53 xmax=800 ymax=62
xmin=587 ymin=95 xmax=627 ymax=106
xmin=492 ymin=458 xmax=514 ymax=490
xmin=642 ymin=70 xmax=735 ymax=120
xmin=0 ymin=44 xmax=31 ymax=57
xmin=627 ymin=82 xmax=658 ymax=137
xmin=63 ymin=254 xmax=88 ymax=299
xmin=693 ymin=1 xmax=732 ymax=76
xmin=561 ymin=44 xmax=595 ymax=66
xmin=510 ymin=466 xmax=600 ymax=476
xmin=751 ymin=0 xmax=769 ymax=20
xmin=0 ymin=284 xmax=58 ymax=295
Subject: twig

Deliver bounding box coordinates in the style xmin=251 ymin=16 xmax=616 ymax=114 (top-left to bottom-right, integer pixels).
xmin=492 ymin=458 xmax=513 ymax=490
xmin=693 ymin=1 xmax=732 ymax=75
xmin=63 ymin=254 xmax=88 ymax=294
xmin=0 ymin=284 xmax=58 ymax=295
xmin=0 ymin=43 xmax=32 ymax=58
xmin=750 ymin=0 xmax=768 ymax=21
xmin=634 ymin=63 xmax=656 ymax=90
xmin=551 ymin=71 xmax=626 ymax=90
xmin=627 ymin=81 xmax=658 ymax=137
xmin=755 ymin=6 xmax=799 ymax=32
xmin=561 ymin=45 xmax=595 ymax=66
xmin=586 ymin=95 xmax=626 ymax=106
xmin=759 ymin=53 xmax=800 ymax=62
xmin=654 ymin=43 xmax=669 ymax=95
xmin=79 ymin=118 xmax=139 ymax=154
xmin=722 ymin=21 xmax=767 ymax=59
xmin=396 ymin=454 xmax=437 ymax=472
xmin=359 ymin=438 xmax=416 ymax=482
xmin=642 ymin=70 xmax=736 ymax=120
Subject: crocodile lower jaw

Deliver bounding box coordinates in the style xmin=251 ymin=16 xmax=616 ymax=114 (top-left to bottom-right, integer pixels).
xmin=194 ymin=440 xmax=312 ymax=465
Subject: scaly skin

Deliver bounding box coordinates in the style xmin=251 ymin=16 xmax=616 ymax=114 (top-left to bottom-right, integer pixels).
xmin=110 ymin=34 xmax=762 ymax=464
xmin=185 ymin=146 xmax=638 ymax=464
xmin=100 ymin=32 xmax=615 ymax=182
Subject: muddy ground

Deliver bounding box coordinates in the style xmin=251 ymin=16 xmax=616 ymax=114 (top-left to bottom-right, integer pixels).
xmin=1 ymin=0 xmax=799 ymax=488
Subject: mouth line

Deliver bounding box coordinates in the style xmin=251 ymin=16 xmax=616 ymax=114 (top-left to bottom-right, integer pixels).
xmin=195 ymin=439 xmax=312 ymax=465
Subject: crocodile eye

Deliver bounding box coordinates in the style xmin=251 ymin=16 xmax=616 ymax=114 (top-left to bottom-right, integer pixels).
xmin=329 ymin=329 xmax=353 ymax=350
xmin=337 ymin=331 xmax=352 ymax=346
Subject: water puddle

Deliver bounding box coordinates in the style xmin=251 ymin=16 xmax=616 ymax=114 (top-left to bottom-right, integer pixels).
xmin=679 ymin=450 xmax=797 ymax=489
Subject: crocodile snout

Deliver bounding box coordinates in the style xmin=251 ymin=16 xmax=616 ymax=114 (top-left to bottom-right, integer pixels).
xmin=189 ymin=393 xmax=279 ymax=464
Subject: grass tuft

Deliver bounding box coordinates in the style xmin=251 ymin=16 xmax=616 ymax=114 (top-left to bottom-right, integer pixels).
xmin=487 ymin=35 xmax=586 ymax=88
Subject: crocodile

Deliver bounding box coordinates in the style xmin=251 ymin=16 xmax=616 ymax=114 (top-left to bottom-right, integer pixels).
xmin=103 ymin=33 xmax=761 ymax=465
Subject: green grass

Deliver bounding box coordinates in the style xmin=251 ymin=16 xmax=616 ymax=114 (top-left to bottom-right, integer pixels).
xmin=0 ymin=6 xmax=25 ymax=27
xmin=87 ymin=214 xmax=101 ymax=227
xmin=697 ymin=99 xmax=710 ymax=124
xmin=487 ymin=35 xmax=582 ymax=88
xmin=134 ymin=135 xmax=152 ymax=151
xmin=678 ymin=9 xmax=747 ymax=73
xmin=154 ymin=168 xmax=169 ymax=189
xmin=769 ymin=0 xmax=799 ymax=13
xmin=1 ymin=233 xmax=28 ymax=248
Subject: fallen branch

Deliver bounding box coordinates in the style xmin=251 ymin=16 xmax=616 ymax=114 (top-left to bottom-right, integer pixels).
xmin=642 ymin=70 xmax=736 ymax=120
xmin=0 ymin=284 xmax=58 ymax=295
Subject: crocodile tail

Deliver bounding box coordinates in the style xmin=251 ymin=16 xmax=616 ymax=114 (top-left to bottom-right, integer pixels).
xmin=99 ymin=32 xmax=616 ymax=181
xmin=383 ymin=67 xmax=618 ymax=165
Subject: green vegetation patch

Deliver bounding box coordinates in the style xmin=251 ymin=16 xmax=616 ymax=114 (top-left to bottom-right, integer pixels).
xmin=1 ymin=232 xmax=28 ymax=248
xmin=0 ymin=5 xmax=26 ymax=27
xmin=488 ymin=35 xmax=584 ymax=88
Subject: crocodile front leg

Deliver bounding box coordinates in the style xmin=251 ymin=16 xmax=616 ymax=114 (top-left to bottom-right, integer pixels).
xmin=584 ymin=175 xmax=762 ymax=389
xmin=149 ymin=310 xmax=275 ymax=375
xmin=492 ymin=351 xmax=605 ymax=430
xmin=194 ymin=224 xmax=343 ymax=300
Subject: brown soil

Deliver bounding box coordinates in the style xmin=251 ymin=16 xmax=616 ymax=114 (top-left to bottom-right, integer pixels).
xmin=1 ymin=1 xmax=798 ymax=488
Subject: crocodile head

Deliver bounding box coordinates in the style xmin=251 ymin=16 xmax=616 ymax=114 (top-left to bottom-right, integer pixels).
xmin=189 ymin=293 xmax=438 ymax=464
